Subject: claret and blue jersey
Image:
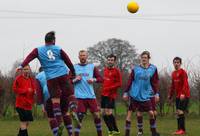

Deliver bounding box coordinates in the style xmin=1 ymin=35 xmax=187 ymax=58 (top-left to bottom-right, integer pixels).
xmin=74 ymin=63 xmax=96 ymax=99
xmin=127 ymin=64 xmax=158 ymax=102
xmin=37 ymin=45 xmax=69 ymax=80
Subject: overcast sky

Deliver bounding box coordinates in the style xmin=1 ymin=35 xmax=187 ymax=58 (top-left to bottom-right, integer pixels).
xmin=0 ymin=0 xmax=200 ymax=74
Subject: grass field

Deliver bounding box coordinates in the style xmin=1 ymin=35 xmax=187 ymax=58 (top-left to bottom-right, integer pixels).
xmin=0 ymin=115 xmax=199 ymax=136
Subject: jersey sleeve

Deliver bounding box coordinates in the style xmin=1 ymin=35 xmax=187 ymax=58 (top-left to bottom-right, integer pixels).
xmin=93 ymin=67 xmax=103 ymax=83
xmin=181 ymin=70 xmax=190 ymax=96
xmin=124 ymin=70 xmax=134 ymax=93
xmin=150 ymin=68 xmax=159 ymax=94
xmin=21 ymin=48 xmax=38 ymax=67
xmin=60 ymin=49 xmax=75 ymax=76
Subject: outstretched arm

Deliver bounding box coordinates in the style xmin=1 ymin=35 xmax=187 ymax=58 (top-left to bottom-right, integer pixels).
xmin=21 ymin=48 xmax=38 ymax=67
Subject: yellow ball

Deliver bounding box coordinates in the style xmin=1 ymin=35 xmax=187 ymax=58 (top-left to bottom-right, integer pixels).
xmin=127 ymin=1 xmax=139 ymax=13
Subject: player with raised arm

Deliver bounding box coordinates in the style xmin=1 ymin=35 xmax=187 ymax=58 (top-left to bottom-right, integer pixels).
xmin=19 ymin=31 xmax=78 ymax=134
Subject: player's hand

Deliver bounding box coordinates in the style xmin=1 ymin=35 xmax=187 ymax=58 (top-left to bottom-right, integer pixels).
xmin=123 ymin=93 xmax=129 ymax=101
xmin=75 ymin=75 xmax=82 ymax=81
xmin=16 ymin=66 xmax=22 ymax=72
xmin=180 ymin=94 xmax=185 ymax=101
xmin=87 ymin=78 xmax=96 ymax=84
xmin=72 ymin=75 xmax=82 ymax=83
xmin=15 ymin=66 xmax=22 ymax=75
xmin=28 ymin=88 xmax=33 ymax=92
xmin=41 ymin=104 xmax=46 ymax=113
xmin=123 ymin=96 xmax=129 ymax=101
xmin=155 ymin=95 xmax=160 ymax=103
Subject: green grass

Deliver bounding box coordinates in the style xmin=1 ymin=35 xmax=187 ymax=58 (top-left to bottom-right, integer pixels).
xmin=0 ymin=116 xmax=199 ymax=136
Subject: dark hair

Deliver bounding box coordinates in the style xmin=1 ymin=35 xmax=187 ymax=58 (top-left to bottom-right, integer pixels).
xmin=107 ymin=54 xmax=117 ymax=61
xmin=45 ymin=31 xmax=55 ymax=43
xmin=141 ymin=51 xmax=151 ymax=59
xmin=173 ymin=57 xmax=182 ymax=64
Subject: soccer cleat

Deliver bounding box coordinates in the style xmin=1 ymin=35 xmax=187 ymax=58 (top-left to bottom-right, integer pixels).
xmin=112 ymin=130 xmax=120 ymax=135
xmin=152 ymin=132 xmax=160 ymax=136
xmin=173 ymin=129 xmax=186 ymax=135
xmin=137 ymin=131 xmax=143 ymax=136
xmin=172 ymin=130 xmax=180 ymax=135
xmin=57 ymin=125 xmax=64 ymax=136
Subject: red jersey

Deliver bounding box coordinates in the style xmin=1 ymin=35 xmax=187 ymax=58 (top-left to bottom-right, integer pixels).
xmin=13 ymin=75 xmax=36 ymax=110
xmin=101 ymin=67 xmax=122 ymax=99
xmin=169 ymin=68 xmax=190 ymax=99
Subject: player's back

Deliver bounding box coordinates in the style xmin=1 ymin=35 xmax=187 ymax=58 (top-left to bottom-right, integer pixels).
xmin=37 ymin=45 xmax=68 ymax=80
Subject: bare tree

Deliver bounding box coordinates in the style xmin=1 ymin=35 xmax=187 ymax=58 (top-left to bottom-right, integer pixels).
xmin=87 ymin=38 xmax=139 ymax=71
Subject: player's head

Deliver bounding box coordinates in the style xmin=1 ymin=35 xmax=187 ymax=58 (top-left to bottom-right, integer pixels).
xmin=45 ymin=31 xmax=55 ymax=44
xmin=173 ymin=57 xmax=182 ymax=70
xmin=140 ymin=51 xmax=150 ymax=65
xmin=107 ymin=54 xmax=116 ymax=68
xmin=79 ymin=50 xmax=88 ymax=64
xmin=22 ymin=65 xmax=31 ymax=77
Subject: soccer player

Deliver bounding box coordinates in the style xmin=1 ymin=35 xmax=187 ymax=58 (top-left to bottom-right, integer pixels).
xmin=73 ymin=50 xmax=103 ymax=136
xmin=13 ymin=65 xmax=36 ymax=136
xmin=19 ymin=31 xmax=77 ymax=130
xmin=168 ymin=57 xmax=190 ymax=135
xmin=36 ymin=67 xmax=74 ymax=136
xmin=123 ymin=51 xmax=160 ymax=136
xmin=101 ymin=54 xmax=122 ymax=136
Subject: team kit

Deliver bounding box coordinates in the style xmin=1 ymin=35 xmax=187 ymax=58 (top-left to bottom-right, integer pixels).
xmin=13 ymin=31 xmax=190 ymax=136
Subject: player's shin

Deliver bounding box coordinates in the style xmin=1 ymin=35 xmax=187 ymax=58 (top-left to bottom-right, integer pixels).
xmin=125 ymin=120 xmax=131 ymax=136
xmin=49 ymin=118 xmax=59 ymax=136
xmin=63 ymin=113 xmax=73 ymax=136
xmin=94 ymin=113 xmax=102 ymax=136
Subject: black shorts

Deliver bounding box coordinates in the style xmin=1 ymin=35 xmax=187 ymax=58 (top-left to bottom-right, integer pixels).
xmin=101 ymin=96 xmax=115 ymax=109
xmin=16 ymin=107 xmax=33 ymax=122
xmin=176 ymin=98 xmax=189 ymax=112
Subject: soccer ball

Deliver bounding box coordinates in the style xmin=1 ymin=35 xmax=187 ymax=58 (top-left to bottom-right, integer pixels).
xmin=127 ymin=1 xmax=139 ymax=13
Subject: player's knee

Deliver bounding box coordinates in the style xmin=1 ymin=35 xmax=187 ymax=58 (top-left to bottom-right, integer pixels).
xmin=48 ymin=118 xmax=55 ymax=122
xmin=154 ymin=110 xmax=157 ymax=115
xmin=51 ymin=98 xmax=60 ymax=103
xmin=126 ymin=115 xmax=131 ymax=121
xmin=126 ymin=111 xmax=132 ymax=121
xmin=149 ymin=111 xmax=154 ymax=118
xmin=93 ymin=112 xmax=100 ymax=119
xmin=136 ymin=111 xmax=142 ymax=116
xmin=20 ymin=122 xmax=28 ymax=129
xmin=65 ymin=112 xmax=71 ymax=116
xmin=105 ymin=110 xmax=112 ymax=115
xmin=177 ymin=110 xmax=184 ymax=115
